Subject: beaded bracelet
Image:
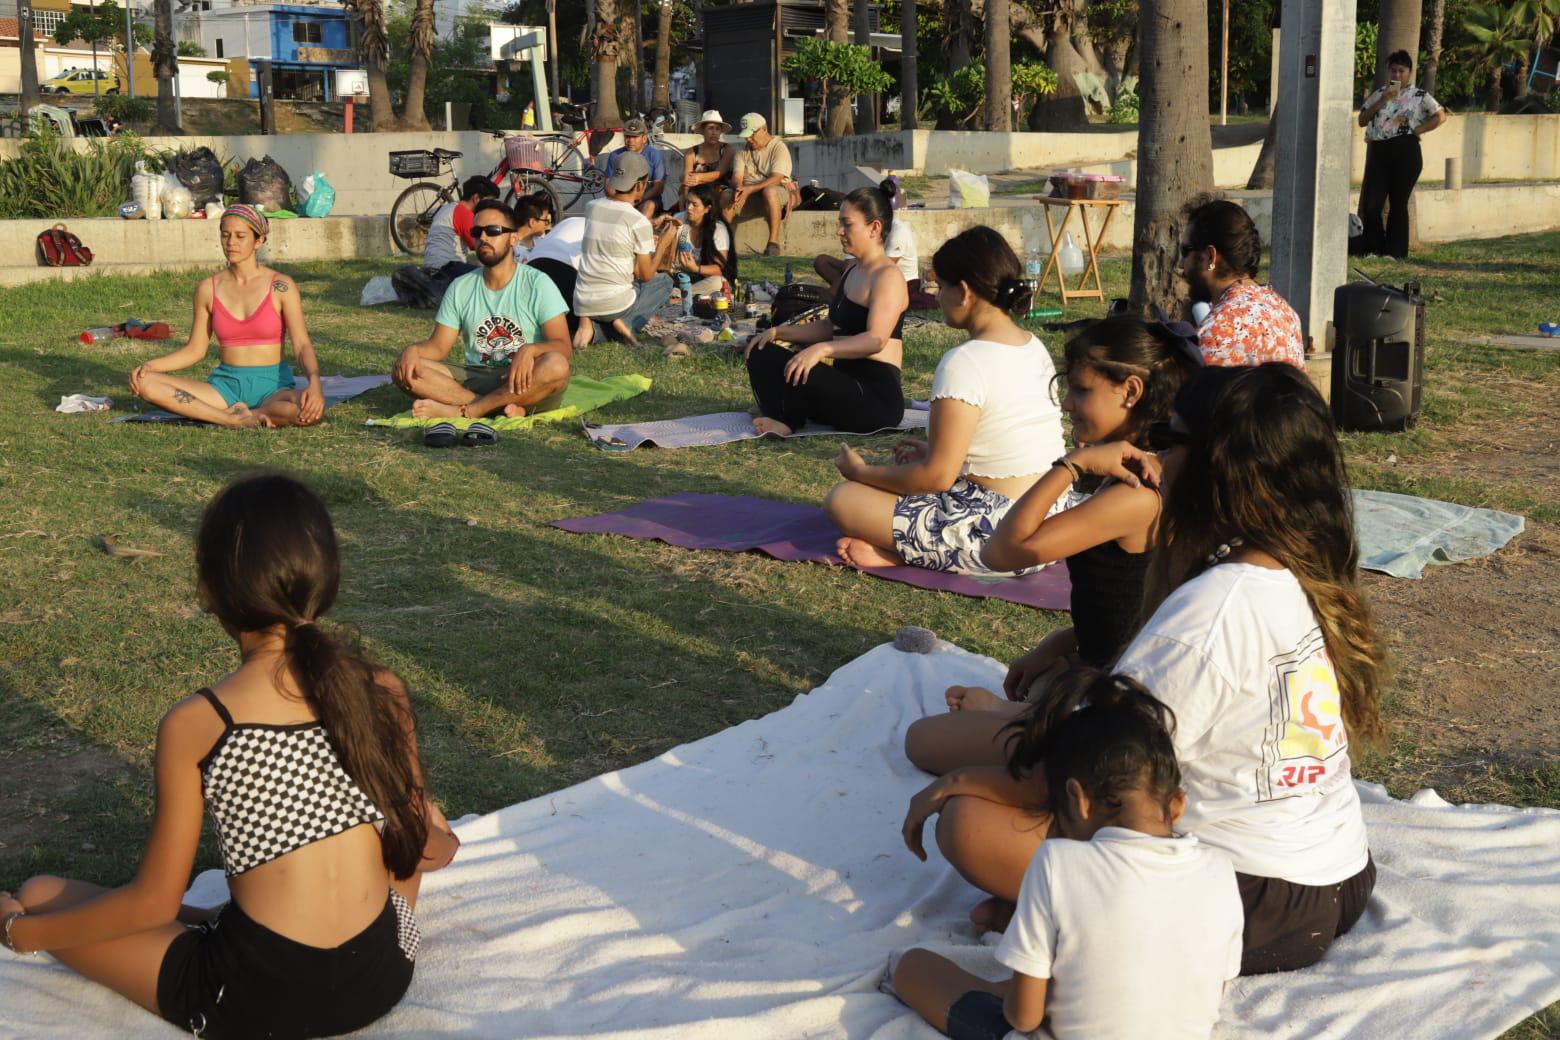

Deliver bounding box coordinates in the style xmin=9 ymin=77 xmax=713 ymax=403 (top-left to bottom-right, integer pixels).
xmin=1052 ymin=456 xmax=1082 ymax=483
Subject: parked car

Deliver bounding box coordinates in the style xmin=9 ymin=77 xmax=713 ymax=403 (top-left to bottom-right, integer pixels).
xmin=41 ymin=69 xmax=121 ymax=95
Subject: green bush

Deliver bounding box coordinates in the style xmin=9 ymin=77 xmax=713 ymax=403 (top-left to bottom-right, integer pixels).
xmin=95 ymin=93 xmax=154 ymax=124
xmin=0 ymin=128 xmax=150 ymax=218
xmin=1108 ymin=88 xmax=1140 ymax=124
xmin=177 ymin=40 xmax=205 ymax=57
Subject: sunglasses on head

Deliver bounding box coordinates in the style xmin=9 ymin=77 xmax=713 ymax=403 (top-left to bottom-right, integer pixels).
xmin=1178 ymin=243 xmax=1201 ymax=258
xmin=1147 ymin=421 xmax=1191 ymax=451
xmin=473 ymin=224 xmax=516 ymax=239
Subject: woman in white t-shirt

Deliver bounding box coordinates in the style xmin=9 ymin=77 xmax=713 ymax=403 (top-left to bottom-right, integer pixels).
xmin=902 ymin=364 xmax=1383 ymax=975
xmin=673 ymin=184 xmax=736 ymax=296
xmin=826 ymin=226 xmax=1063 ymax=574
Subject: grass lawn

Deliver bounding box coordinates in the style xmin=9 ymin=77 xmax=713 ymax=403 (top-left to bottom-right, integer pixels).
xmin=1 ymin=235 xmax=1556 ymax=1035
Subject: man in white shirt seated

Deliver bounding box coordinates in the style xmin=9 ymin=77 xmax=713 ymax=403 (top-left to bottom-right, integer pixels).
xmin=573 ymin=151 xmax=679 ymax=346
xmin=391 ymin=200 xmax=574 ymax=419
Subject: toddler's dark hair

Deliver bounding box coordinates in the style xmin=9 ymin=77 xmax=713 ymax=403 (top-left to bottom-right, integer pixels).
xmin=1004 ymin=669 xmax=1182 ymax=823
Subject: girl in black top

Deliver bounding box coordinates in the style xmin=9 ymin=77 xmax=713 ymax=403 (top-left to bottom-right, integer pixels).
xmin=902 ymin=318 xmax=1202 ymax=777
xmin=679 ymin=112 xmax=735 ymax=212
xmin=743 ymin=186 xmax=909 ymax=436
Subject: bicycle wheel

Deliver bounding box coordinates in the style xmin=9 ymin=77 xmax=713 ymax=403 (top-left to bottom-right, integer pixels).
xmin=505 ymin=173 xmax=563 ymax=222
xmin=532 ymin=133 xmax=603 ymax=210
xmin=390 ymin=182 xmax=448 ymax=256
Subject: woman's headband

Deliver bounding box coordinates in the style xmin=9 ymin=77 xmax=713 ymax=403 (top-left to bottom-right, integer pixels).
xmin=221 ymin=204 xmax=269 ymax=238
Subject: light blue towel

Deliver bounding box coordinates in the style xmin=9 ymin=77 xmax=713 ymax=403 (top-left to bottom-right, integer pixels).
xmin=1352 ymin=489 xmax=1525 ymax=579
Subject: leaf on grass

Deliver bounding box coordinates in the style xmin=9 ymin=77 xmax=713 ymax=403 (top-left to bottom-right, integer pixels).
xmin=99 ymin=535 xmax=163 ymax=559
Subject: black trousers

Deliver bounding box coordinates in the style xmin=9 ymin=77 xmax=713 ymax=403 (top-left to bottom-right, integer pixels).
xmin=1359 ymin=136 xmax=1422 ymax=259
xmin=746 ymin=343 xmax=903 ymax=433
xmin=527 ymin=257 xmax=581 ymax=336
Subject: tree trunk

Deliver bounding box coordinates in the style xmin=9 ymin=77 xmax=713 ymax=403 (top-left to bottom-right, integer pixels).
xmin=591 ymin=0 xmax=624 ymax=129
xmin=350 ymin=0 xmax=395 ymax=130
xmin=1513 ymin=56 xmax=1529 ymax=98
xmin=1421 ymin=0 xmax=1445 ymax=93
xmin=628 ymin=0 xmax=644 ymax=113
xmin=1488 ymin=67 xmax=1503 ymax=110
xmin=854 ymin=0 xmax=878 ymax=132
xmin=1246 ymin=106 xmax=1278 ymax=189
xmin=401 ymin=0 xmax=435 ymax=131
xmin=901 ymin=0 xmax=918 ymax=129
xmin=17 ymin=0 xmax=42 ymax=119
xmin=1374 ymin=0 xmax=1422 ymax=89
xmin=1130 ymin=0 xmax=1214 ymax=317
xmin=651 ymin=0 xmax=672 ymax=112
xmin=1013 ymin=2 xmax=1091 ymax=130
xmin=824 ymin=0 xmax=853 ymax=137
xmin=153 ymin=0 xmax=180 ymax=133
xmin=984 ymin=0 xmax=1012 ymax=131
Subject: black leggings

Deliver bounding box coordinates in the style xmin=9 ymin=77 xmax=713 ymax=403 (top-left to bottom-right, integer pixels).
xmin=1359 ymin=136 xmax=1422 ymax=259
xmin=528 ymin=257 xmax=581 ymax=336
xmin=746 ymin=344 xmax=904 ymax=433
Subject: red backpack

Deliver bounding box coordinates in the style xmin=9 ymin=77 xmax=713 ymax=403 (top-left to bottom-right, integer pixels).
xmin=36 ymin=223 xmax=94 ymax=267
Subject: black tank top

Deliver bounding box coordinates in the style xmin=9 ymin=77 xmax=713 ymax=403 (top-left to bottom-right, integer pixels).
xmin=1065 ymin=539 xmax=1152 ymax=667
xmin=830 ymin=264 xmax=906 ymax=340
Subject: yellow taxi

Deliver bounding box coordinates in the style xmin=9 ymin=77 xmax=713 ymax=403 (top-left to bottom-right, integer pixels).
xmin=41 ymin=68 xmax=122 ymax=95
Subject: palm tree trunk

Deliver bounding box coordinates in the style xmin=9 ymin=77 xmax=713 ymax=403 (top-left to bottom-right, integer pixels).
xmin=1422 ymin=0 xmax=1445 ymax=93
xmin=401 ymin=0 xmax=436 ymax=130
xmin=984 ymin=0 xmax=1012 ymax=131
xmin=824 ymin=0 xmax=853 ymax=137
xmin=1374 ymin=0 xmax=1422 ymax=90
xmin=591 ymin=0 xmax=624 ymax=129
xmin=1246 ymin=102 xmax=1279 ymax=189
xmin=349 ymin=0 xmax=395 ymax=130
xmin=153 ymin=0 xmax=180 ymax=133
xmin=1130 ymin=0 xmax=1215 ymax=316
xmin=900 ymin=0 xmax=918 ymax=129
xmin=651 ymin=0 xmax=673 ymax=112
xmin=17 ymin=0 xmax=43 ymax=119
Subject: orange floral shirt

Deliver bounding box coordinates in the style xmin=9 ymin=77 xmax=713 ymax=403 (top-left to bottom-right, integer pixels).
xmin=1197 ymin=282 xmax=1306 ymax=369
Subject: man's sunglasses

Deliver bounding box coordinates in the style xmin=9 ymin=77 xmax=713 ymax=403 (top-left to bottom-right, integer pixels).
xmin=1178 ymin=243 xmax=1201 ymax=257
xmin=473 ymin=224 xmax=516 ymax=239
xmin=1147 ymin=421 xmax=1191 ymax=451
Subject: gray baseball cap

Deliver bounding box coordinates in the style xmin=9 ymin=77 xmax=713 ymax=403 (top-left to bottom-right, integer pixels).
xmin=622 ymin=116 xmax=649 ymax=137
xmin=607 ymin=150 xmax=650 ymax=192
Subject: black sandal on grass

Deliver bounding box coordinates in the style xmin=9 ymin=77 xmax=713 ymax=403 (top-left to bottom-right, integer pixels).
xmin=462 ymin=421 xmax=498 ymax=447
xmin=424 ymin=421 xmax=458 ymax=448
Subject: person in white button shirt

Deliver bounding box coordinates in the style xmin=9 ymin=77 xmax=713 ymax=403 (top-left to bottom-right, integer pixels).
xmin=900 ymin=364 xmax=1381 ymax=977
xmin=894 ymin=671 xmax=1242 ymax=1040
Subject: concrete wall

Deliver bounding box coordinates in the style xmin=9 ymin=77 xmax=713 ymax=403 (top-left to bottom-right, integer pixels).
xmin=1350 ymin=113 xmax=1560 ymax=183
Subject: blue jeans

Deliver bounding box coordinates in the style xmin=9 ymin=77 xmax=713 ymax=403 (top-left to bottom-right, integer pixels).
xmin=593 ymin=274 xmax=673 ymax=342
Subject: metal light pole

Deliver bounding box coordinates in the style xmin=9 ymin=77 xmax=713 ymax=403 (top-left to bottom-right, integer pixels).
xmin=125 ymin=0 xmax=136 ymax=97
xmin=91 ymin=0 xmax=101 ymax=96
xmin=545 ymin=0 xmax=559 ymax=103
xmin=1220 ymin=0 xmax=1229 ymax=125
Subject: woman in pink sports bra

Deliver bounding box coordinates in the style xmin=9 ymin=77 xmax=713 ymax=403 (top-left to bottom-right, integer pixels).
xmin=129 ymin=205 xmax=324 ymax=427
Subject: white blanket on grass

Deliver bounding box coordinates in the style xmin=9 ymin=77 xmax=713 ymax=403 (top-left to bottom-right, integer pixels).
xmin=2 ymin=642 xmax=1557 ymax=1038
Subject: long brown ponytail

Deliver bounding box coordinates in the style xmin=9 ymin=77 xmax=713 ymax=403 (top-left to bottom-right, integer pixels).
xmin=1146 ymin=364 xmax=1386 ymax=746
xmin=196 ymin=474 xmax=429 ymax=878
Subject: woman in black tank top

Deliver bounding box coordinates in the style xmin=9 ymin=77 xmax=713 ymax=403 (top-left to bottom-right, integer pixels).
xmin=679 ymin=112 xmax=735 ymax=211
xmin=742 ymin=186 xmax=909 ymax=436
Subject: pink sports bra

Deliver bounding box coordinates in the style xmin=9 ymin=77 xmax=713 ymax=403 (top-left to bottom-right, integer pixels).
xmin=211 ymin=277 xmax=284 ymax=347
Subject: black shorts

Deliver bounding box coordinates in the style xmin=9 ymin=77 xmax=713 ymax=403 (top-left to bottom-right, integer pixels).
xmin=1237 ymin=854 xmax=1376 ymax=975
xmin=527 ymin=257 xmax=580 ymax=336
xmin=157 ymin=891 xmax=418 ymax=1038
xmin=945 ymin=990 xmax=1011 ymax=1040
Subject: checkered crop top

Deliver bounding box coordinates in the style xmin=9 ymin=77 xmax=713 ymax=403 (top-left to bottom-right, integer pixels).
xmin=196 ymin=687 xmax=385 ymax=877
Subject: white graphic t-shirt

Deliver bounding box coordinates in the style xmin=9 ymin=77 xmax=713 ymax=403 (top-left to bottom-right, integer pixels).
xmin=1363 ymin=84 xmax=1442 ymax=142
xmin=434 ymin=264 xmax=568 ymax=368
xmin=1116 ymin=563 xmax=1370 ymax=885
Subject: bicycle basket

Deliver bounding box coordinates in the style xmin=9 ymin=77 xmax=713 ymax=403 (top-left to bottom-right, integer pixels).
xmin=504 ymin=136 xmax=549 ymax=172
xmin=389 ymin=150 xmax=442 ymax=179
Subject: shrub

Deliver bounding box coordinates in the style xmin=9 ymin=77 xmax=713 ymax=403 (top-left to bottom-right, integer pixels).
xmin=95 ymin=93 xmax=154 ymax=124
xmin=177 ymin=40 xmax=205 ymax=57
xmin=1108 ymin=88 xmax=1140 ymax=124
xmin=0 ymin=127 xmax=150 ymax=218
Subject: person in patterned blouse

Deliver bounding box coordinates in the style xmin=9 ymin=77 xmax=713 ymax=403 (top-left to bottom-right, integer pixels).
xmin=1177 ymin=197 xmax=1306 ymax=369
xmin=1357 ymin=50 xmax=1447 ymax=259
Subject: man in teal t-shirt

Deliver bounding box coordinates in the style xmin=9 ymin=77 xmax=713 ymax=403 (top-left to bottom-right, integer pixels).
xmin=391 ymin=199 xmax=574 ymax=419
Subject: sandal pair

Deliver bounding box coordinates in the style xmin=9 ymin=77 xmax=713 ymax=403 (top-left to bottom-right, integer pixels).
xmin=424 ymin=421 xmax=497 ymax=448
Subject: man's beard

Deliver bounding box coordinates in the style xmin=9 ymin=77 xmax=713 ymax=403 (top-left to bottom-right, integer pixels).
xmin=477 ymin=247 xmax=508 ymax=269
xmin=1186 ymin=277 xmax=1212 ymax=303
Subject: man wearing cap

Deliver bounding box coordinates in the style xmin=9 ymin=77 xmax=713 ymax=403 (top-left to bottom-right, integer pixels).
xmin=723 ymin=113 xmax=801 ymax=256
xmin=679 ymin=109 xmax=734 ymax=212
xmin=603 ymin=117 xmax=667 ymax=218
xmin=574 ymin=150 xmax=680 ymax=346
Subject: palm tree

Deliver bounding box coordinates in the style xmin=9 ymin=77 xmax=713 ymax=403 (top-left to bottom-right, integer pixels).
xmin=591 ymin=0 xmax=624 ymax=128
xmin=16 ymin=0 xmax=43 ymax=120
xmin=1129 ymin=0 xmax=1214 ymax=316
xmin=1463 ymin=3 xmax=1534 ymax=109
xmin=651 ymin=0 xmax=673 ymax=114
xmin=402 ymin=0 xmax=436 ymax=130
xmin=153 ymin=0 xmax=180 ymax=133
xmin=1509 ymin=0 xmax=1560 ymax=95
xmin=346 ymin=0 xmax=395 ymax=130
xmin=984 ymin=0 xmax=1012 ymax=131
xmin=823 ymin=0 xmax=852 ymax=137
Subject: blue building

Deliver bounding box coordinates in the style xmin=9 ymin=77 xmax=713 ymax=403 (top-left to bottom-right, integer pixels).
xmin=196 ymin=1 xmax=360 ymax=102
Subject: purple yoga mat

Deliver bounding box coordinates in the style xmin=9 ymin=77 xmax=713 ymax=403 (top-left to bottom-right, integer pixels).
xmin=551 ymin=492 xmax=1073 ymax=610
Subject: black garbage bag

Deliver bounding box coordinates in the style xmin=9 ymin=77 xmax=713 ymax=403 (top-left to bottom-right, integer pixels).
xmin=169 ymin=147 xmax=225 ymax=209
xmin=236 ymin=155 xmax=293 ymax=211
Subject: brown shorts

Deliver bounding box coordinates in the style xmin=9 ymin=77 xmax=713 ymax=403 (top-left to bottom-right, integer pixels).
xmin=1237 ymin=854 xmax=1376 ymax=975
xmin=462 ymin=364 xmax=566 ymax=412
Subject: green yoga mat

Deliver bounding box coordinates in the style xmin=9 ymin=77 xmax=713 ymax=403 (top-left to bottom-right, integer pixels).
xmin=364 ymin=374 xmax=652 ymax=431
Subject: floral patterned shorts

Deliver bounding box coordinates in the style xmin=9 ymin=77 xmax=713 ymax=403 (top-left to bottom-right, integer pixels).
xmin=891 ymin=478 xmax=1046 ymax=577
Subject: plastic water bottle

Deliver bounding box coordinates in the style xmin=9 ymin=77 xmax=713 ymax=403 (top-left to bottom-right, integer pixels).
xmin=677 ymin=272 xmax=693 ymax=317
xmin=784 ymin=264 xmax=794 ymax=285
xmin=1025 ymin=247 xmax=1044 ymax=282
xmin=715 ymin=295 xmax=735 ymax=342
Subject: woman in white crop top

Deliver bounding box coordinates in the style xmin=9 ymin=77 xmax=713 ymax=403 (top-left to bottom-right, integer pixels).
xmin=1 ymin=475 xmax=459 ymax=1038
xmin=825 ymin=226 xmax=1064 ymax=575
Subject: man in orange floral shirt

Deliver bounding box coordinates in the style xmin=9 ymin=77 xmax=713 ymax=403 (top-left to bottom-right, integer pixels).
xmin=1177 ymin=197 xmax=1305 ymax=369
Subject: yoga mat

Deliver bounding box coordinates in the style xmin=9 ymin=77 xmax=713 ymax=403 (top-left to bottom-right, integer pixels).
xmin=551 ymin=491 xmax=1073 ymax=610
xmin=1352 ymin=488 xmax=1525 ymax=579
xmin=364 ymin=374 xmax=652 ymax=431
xmin=116 ymin=374 xmax=393 ymax=424
xmin=5 ymin=642 xmax=1555 ymax=1038
xmin=584 ymin=408 xmax=928 ymax=452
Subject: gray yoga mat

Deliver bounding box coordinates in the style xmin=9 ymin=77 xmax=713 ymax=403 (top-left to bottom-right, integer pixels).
xmin=1352 ymin=488 xmax=1525 ymax=579
xmin=117 ymin=375 xmax=393 ymax=424
xmin=584 ymin=407 xmax=929 ymax=452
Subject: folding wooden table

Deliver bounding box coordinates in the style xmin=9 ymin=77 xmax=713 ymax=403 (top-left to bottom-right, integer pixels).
xmin=1032 ymin=196 xmax=1125 ymax=306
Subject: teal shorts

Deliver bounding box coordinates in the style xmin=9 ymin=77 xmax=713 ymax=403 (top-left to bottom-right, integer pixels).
xmin=209 ymin=362 xmax=294 ymax=408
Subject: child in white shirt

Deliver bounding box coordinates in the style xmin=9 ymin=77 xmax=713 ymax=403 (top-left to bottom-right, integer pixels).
xmin=891 ymin=670 xmax=1243 ymax=1040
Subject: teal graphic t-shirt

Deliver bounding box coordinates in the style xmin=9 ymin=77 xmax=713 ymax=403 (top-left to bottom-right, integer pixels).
xmin=435 ymin=265 xmax=568 ymax=368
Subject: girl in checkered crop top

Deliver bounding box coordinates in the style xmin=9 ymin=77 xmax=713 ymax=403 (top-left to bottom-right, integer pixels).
xmin=1 ymin=475 xmax=460 ymax=1038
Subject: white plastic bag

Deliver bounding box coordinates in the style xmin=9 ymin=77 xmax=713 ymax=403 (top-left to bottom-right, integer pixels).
xmin=131 ymin=161 xmax=162 ymax=220
xmin=205 ymin=201 xmax=224 ymax=221
xmin=359 ymin=276 xmax=398 ymax=307
xmin=160 ymin=171 xmax=193 ymax=219
xmin=947 ymin=169 xmax=991 ymax=209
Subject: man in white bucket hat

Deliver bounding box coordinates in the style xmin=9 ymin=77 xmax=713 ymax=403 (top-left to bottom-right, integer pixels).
xmin=679 ymin=109 xmax=735 ymax=212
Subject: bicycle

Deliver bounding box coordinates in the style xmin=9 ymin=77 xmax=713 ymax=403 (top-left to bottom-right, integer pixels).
xmin=506 ymin=108 xmax=684 ymax=215
xmin=387 ymin=130 xmax=539 ymax=256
